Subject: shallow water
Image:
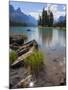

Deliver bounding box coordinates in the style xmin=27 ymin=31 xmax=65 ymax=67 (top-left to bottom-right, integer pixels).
xmin=10 ymin=26 xmax=66 ymax=51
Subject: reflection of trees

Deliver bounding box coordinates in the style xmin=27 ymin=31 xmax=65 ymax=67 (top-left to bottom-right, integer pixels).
xmin=39 ymin=28 xmax=53 ymax=47
xmin=58 ymin=29 xmax=66 ymax=46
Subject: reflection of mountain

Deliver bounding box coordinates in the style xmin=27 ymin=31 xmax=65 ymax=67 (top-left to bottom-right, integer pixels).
xmin=9 ymin=5 xmax=37 ymax=26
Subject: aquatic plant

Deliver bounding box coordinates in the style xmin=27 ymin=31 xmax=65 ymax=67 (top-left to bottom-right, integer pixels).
xmin=24 ymin=50 xmax=44 ymax=75
xmin=9 ymin=50 xmax=17 ymax=64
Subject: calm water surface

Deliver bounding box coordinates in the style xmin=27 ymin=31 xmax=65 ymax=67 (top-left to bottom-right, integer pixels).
xmin=10 ymin=26 xmax=66 ymax=53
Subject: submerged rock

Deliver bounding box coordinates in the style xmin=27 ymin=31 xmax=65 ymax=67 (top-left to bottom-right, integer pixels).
xmin=27 ymin=29 xmax=31 ymax=31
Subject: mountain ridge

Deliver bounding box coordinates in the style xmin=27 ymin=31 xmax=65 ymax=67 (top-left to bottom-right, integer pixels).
xmin=9 ymin=5 xmax=37 ymax=26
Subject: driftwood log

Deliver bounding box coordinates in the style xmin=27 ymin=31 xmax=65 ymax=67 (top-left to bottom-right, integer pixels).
xmin=16 ymin=40 xmax=38 ymax=57
xmin=11 ymin=46 xmax=34 ymax=67
xmin=14 ymin=75 xmax=32 ymax=88
xmin=11 ymin=40 xmax=38 ymax=67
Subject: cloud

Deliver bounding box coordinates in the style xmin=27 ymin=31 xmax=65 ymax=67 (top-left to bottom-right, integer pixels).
xmin=50 ymin=5 xmax=58 ymax=12
xmin=29 ymin=11 xmax=65 ymax=21
xmin=54 ymin=11 xmax=65 ymax=21
xmin=29 ymin=12 xmax=39 ymax=20
xmin=44 ymin=4 xmax=58 ymax=12
xmin=29 ymin=4 xmax=66 ymax=21
xmin=63 ymin=5 xmax=66 ymax=11
xmin=46 ymin=4 xmax=65 ymax=20
xmin=52 ymin=5 xmax=65 ymax=21
xmin=29 ymin=10 xmax=42 ymax=20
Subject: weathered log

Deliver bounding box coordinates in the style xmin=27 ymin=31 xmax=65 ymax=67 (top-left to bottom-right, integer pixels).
xmin=11 ymin=60 xmax=25 ymax=69
xmin=16 ymin=47 xmax=30 ymax=57
xmin=11 ymin=40 xmax=38 ymax=67
xmin=11 ymin=47 xmax=34 ymax=67
xmin=10 ymin=39 xmax=38 ymax=51
xmin=16 ymin=40 xmax=38 ymax=54
xmin=14 ymin=75 xmax=32 ymax=88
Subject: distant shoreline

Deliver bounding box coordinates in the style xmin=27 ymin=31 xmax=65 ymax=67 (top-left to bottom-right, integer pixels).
xmin=38 ymin=26 xmax=66 ymax=30
xmin=10 ymin=25 xmax=66 ymax=30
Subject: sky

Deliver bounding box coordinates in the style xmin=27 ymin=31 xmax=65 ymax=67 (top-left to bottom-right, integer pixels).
xmin=9 ymin=1 xmax=66 ymax=21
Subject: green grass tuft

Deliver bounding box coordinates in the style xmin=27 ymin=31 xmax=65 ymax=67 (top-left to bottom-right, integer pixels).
xmin=24 ymin=50 xmax=44 ymax=74
xmin=9 ymin=50 xmax=17 ymax=64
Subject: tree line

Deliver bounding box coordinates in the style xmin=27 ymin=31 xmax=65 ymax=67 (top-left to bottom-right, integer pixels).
xmin=38 ymin=8 xmax=66 ymax=27
xmin=38 ymin=8 xmax=53 ymax=27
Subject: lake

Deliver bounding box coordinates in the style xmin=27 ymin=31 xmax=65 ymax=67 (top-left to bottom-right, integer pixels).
xmin=10 ymin=26 xmax=66 ymax=52
xmin=10 ymin=26 xmax=66 ymax=86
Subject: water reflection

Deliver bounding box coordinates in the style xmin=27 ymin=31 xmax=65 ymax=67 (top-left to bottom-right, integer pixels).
xmin=10 ymin=27 xmax=66 ymax=50
xmin=38 ymin=28 xmax=66 ymax=49
xmin=39 ymin=28 xmax=53 ymax=48
xmin=58 ymin=30 xmax=66 ymax=47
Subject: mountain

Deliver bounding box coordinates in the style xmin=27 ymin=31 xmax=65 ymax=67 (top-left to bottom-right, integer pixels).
xmin=9 ymin=5 xmax=15 ymax=13
xmin=53 ymin=15 xmax=66 ymax=27
xmin=9 ymin=5 xmax=37 ymax=26
xmin=58 ymin=16 xmax=65 ymax=22
xmin=54 ymin=16 xmax=65 ymax=23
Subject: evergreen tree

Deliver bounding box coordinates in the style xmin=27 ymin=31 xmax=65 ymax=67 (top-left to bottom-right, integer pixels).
xmin=44 ymin=10 xmax=48 ymax=26
xmin=38 ymin=15 xmax=42 ymax=25
xmin=38 ymin=7 xmax=54 ymax=27
xmin=42 ymin=8 xmax=45 ymax=26
xmin=41 ymin=8 xmax=49 ymax=26
xmin=48 ymin=11 xmax=54 ymax=26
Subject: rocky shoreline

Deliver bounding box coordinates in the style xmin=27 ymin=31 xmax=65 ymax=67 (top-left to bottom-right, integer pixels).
xmin=9 ymin=34 xmax=66 ymax=89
